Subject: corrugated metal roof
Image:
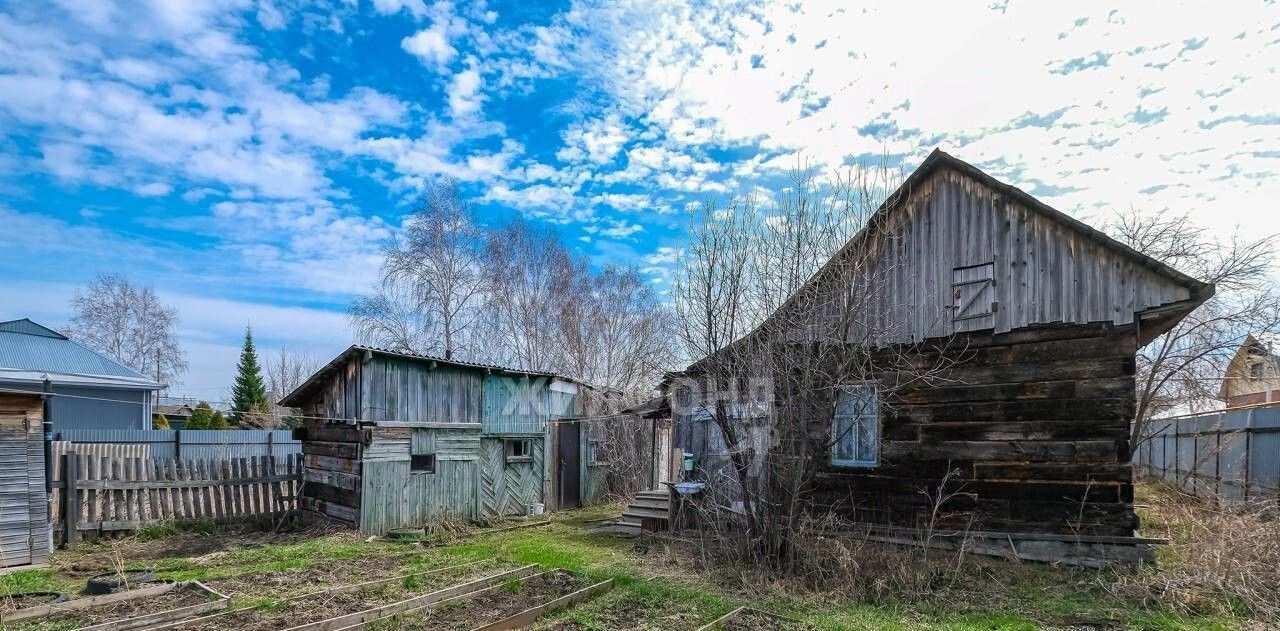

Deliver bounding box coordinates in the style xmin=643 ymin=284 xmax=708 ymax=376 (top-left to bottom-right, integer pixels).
xmin=0 ymin=319 xmax=159 ymax=387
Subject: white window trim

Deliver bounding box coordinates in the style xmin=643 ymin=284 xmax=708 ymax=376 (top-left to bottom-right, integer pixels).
xmin=831 ymin=382 xmax=880 ymax=468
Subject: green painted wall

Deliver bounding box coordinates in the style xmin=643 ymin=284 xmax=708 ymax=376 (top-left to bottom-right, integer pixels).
xmin=358 ymin=426 xmax=481 ymax=533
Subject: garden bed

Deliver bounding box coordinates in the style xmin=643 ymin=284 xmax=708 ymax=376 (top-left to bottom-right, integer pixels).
xmin=175 ymin=562 xmax=504 ymax=631
xmin=4 ymin=581 xmax=225 ymax=629
xmin=381 ymin=570 xmax=592 ymax=630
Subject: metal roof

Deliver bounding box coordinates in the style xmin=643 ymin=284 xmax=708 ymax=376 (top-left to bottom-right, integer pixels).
xmin=0 ymin=318 xmax=161 ymax=389
xmin=279 ymin=344 xmax=585 ymax=408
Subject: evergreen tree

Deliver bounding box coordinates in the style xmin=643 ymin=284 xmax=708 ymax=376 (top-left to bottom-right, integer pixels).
xmin=186 ymin=401 xmax=228 ymax=430
xmin=230 ymin=326 xmax=269 ymax=425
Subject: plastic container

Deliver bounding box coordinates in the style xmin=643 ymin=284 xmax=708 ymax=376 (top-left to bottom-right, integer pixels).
xmin=527 ymin=502 xmax=545 ymax=516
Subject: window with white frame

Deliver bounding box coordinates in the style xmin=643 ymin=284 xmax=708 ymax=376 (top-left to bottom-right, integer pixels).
xmin=831 ymin=383 xmax=879 ymax=467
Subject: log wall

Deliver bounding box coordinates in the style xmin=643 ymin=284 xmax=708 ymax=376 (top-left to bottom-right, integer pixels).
xmin=807 ymin=322 xmax=1138 ymax=536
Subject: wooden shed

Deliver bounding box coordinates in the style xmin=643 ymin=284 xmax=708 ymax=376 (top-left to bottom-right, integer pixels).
xmin=280 ymin=346 xmax=607 ymax=532
xmin=0 ymin=392 xmax=51 ymax=570
xmin=665 ymin=149 xmax=1213 ymax=565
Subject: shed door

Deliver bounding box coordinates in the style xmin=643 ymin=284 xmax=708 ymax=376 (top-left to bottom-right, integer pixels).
xmin=952 ymin=262 xmax=996 ymax=332
xmin=0 ymin=424 xmax=34 ymax=567
xmin=557 ymin=423 xmax=581 ymax=509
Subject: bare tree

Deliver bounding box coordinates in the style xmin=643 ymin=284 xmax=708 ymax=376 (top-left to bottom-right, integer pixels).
xmin=1109 ymin=209 xmax=1280 ymax=455
xmin=351 ymin=179 xmax=488 ymax=359
xmin=66 ymin=273 xmax=188 ymax=389
xmin=349 ymin=277 xmax=436 ymax=353
xmin=485 ymin=217 xmax=573 ymax=372
xmin=266 ymin=346 xmax=321 ymax=427
xmin=557 ymin=265 xmax=674 ymax=396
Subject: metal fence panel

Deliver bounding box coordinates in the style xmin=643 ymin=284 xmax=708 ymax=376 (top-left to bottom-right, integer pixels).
xmin=53 ymin=429 xmax=300 ymax=461
xmin=1137 ymin=406 xmax=1280 ymax=502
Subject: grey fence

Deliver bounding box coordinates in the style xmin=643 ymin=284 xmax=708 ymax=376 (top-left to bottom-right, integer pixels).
xmin=53 ymin=429 xmax=300 ymax=461
xmin=1135 ymin=405 xmax=1280 ymax=501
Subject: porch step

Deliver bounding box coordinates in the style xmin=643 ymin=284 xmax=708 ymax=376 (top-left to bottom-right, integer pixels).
xmin=621 ymin=506 xmax=670 ymax=521
xmin=636 ymin=490 xmax=669 ymax=500
xmin=629 ymin=498 xmax=670 ymax=511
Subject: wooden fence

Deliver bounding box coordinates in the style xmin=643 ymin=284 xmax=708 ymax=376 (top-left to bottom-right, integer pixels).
xmin=53 ymin=453 xmax=302 ymax=544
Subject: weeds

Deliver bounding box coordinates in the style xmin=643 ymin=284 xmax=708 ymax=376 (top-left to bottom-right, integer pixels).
xmin=1107 ymin=483 xmax=1280 ymax=622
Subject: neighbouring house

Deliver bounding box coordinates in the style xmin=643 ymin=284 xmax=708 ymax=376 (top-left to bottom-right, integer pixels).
xmin=0 ymin=319 xmax=162 ymax=431
xmin=280 ymin=345 xmax=611 ymax=533
xmin=0 ymin=391 xmax=52 ymax=569
xmin=663 ymin=149 xmax=1213 ymax=566
xmin=155 ymin=401 xmax=196 ymax=429
xmin=1219 ymin=334 xmax=1280 ymax=408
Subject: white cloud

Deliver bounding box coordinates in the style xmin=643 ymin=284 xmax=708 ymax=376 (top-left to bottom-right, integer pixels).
xmin=447 ymin=65 xmax=483 ymax=117
xmin=401 ymin=22 xmax=455 ymax=68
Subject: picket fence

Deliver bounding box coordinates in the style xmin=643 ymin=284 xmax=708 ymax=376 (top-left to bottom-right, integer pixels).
xmin=53 ymin=453 xmax=301 ymax=544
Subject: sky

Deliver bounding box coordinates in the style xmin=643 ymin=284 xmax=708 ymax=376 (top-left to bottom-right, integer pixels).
xmin=0 ymin=0 xmax=1277 ymax=399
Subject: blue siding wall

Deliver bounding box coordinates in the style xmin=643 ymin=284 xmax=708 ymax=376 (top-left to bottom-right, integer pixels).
xmin=8 ymin=384 xmax=154 ymax=430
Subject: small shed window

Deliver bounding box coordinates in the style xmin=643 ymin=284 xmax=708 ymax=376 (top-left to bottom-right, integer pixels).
xmin=505 ymin=439 xmax=533 ymax=463
xmin=952 ymin=262 xmax=996 ymax=321
xmin=831 ymin=384 xmax=879 ymax=468
xmin=410 ymin=454 xmax=436 ymax=474
xmin=1250 ymin=362 xmax=1265 ymax=379
xmin=587 ymin=439 xmax=605 ymax=466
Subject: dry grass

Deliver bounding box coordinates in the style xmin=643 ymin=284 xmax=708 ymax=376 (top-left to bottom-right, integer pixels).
xmin=1108 ymin=482 xmax=1280 ymax=622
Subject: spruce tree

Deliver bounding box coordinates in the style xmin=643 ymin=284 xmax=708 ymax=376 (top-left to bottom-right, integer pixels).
xmin=231 ymin=326 xmax=268 ymax=425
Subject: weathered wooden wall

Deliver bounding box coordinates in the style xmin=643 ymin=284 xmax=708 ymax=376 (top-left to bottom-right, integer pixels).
xmin=360 ymin=356 xmax=483 ymax=424
xmin=789 ymin=164 xmax=1195 ymax=347
xmin=804 ymin=323 xmax=1138 ymax=536
xmin=478 ymin=437 xmax=544 ymax=518
xmin=359 ymin=426 xmax=481 ymax=532
xmin=0 ymin=393 xmax=50 ymax=569
xmin=298 ymin=421 xmax=366 ymax=525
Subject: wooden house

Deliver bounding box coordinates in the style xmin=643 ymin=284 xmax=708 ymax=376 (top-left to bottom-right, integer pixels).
xmin=279 ymin=346 xmax=607 ymax=532
xmin=1219 ymin=334 xmax=1280 ymax=408
xmin=664 ymin=149 xmax=1213 ymax=565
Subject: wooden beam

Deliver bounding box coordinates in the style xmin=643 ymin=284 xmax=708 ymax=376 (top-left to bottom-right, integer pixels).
xmin=74 ymin=581 xmax=228 ymax=631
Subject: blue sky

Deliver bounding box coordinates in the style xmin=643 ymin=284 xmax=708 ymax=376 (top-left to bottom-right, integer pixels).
xmin=1 ymin=0 xmax=1277 ymax=398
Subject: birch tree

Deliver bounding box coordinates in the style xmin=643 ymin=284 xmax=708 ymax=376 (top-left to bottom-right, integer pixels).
xmin=67 ymin=273 xmax=187 ymax=387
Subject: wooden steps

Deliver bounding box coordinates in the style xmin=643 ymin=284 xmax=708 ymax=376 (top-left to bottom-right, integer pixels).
xmin=587 ymin=489 xmax=671 ymax=537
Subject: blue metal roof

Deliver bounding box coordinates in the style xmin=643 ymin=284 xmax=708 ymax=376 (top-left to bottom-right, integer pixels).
xmin=0 ymin=318 xmax=152 ymax=381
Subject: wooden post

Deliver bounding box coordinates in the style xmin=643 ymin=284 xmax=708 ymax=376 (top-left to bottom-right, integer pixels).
xmin=62 ymin=454 xmax=80 ymax=546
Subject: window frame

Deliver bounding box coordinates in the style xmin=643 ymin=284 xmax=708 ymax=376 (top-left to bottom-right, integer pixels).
xmin=410 ymin=453 xmax=437 ymax=475
xmin=504 ymin=438 xmax=533 ymax=464
xmin=830 ymin=382 xmax=880 ymax=468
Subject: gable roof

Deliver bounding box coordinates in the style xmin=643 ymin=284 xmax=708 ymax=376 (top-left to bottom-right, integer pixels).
xmin=682 ymin=149 xmax=1213 ymax=375
xmin=0 ymin=318 xmax=162 ymax=390
xmin=279 ymin=344 xmax=584 ymax=408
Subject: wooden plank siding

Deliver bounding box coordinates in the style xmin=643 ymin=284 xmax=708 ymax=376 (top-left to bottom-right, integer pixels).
xmin=783 ymin=164 xmax=1196 ymax=349
xmin=0 ymin=393 xmax=49 ymax=569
